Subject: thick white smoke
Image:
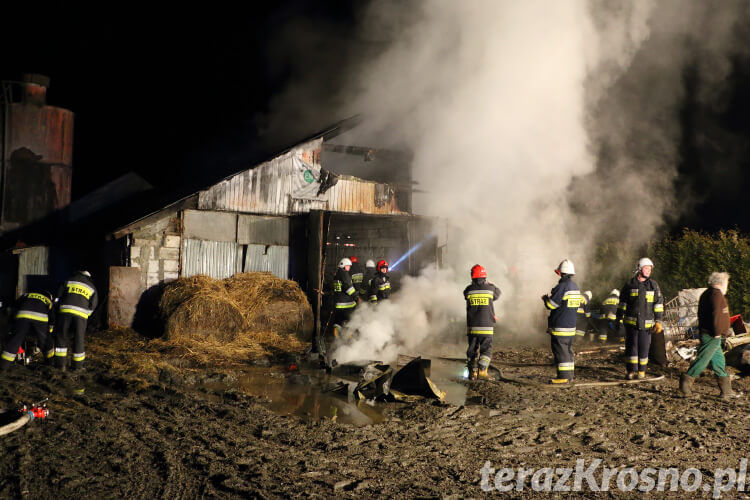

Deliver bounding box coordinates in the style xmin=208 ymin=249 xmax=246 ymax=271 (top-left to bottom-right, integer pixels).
xmin=326 ymin=0 xmax=749 ymax=363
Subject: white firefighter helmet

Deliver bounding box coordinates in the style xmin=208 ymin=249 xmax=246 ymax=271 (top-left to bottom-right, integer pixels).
xmin=584 ymin=290 xmax=592 ymax=301
xmin=365 ymin=259 xmax=375 ymax=268
xmin=556 ymin=259 xmax=575 ymax=275
xmin=610 ymin=288 xmax=620 ymax=297
xmin=80 ymin=270 xmax=91 ymax=277
xmin=638 ymin=257 xmax=654 ymax=271
xmin=338 ymin=257 xmax=352 ymax=268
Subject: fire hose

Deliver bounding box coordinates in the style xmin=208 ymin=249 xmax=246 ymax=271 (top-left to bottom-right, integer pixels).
xmin=0 ymin=399 xmax=49 ymax=437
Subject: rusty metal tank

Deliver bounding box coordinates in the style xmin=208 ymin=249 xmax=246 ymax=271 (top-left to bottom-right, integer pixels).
xmin=0 ymin=74 xmax=74 ymax=232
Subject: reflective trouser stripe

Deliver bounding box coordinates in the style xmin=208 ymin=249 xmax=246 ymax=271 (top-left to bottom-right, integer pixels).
xmin=60 ymin=307 xmax=91 ymax=319
xmin=558 ymin=362 xmax=575 ymax=371
xmin=73 ymin=352 xmax=86 ymax=362
xmin=599 ymin=334 xmax=608 ymax=340
xmin=627 ymin=356 xmax=638 ymax=364
xmin=576 ymin=330 xmax=585 ymax=336
xmin=55 ymin=348 xmax=68 ymax=357
xmin=478 ymin=355 xmax=491 ymax=368
xmin=639 ymin=358 xmax=648 ymax=366
xmin=468 ymin=327 xmax=493 ymax=335
xmin=1 ymin=351 xmax=16 ymax=362
xmin=45 ymin=350 xmax=55 ymax=359
xmin=550 ymin=330 xmax=576 ymax=336
xmin=15 ymin=311 xmax=49 ymax=322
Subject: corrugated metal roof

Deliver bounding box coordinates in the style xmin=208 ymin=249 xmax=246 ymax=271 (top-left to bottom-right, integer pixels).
xmin=181 ymin=239 xmax=242 ymax=279
xmin=197 ymin=138 xmax=406 ymax=216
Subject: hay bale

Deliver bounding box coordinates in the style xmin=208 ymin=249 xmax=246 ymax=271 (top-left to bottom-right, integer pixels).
xmin=159 ymin=275 xmax=225 ymax=318
xmin=164 ymin=294 xmax=245 ymax=342
xmin=225 ymin=272 xmax=314 ymax=341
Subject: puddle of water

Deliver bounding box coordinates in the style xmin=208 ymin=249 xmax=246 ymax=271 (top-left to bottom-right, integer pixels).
xmin=202 ymin=358 xmax=472 ymax=426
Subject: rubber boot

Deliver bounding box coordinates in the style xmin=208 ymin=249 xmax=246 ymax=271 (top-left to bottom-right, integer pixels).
xmin=469 ymin=368 xmax=478 ymax=380
xmin=638 ymin=371 xmax=646 ymax=380
xmin=718 ymin=376 xmax=740 ymax=400
xmin=477 ymin=367 xmax=490 ymax=379
xmin=625 ymin=372 xmax=636 ymax=380
xmin=550 ymin=378 xmax=570 ymax=384
xmin=679 ymin=373 xmax=694 ymax=397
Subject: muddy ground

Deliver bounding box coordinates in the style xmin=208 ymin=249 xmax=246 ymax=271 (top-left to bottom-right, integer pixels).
xmin=1 ymin=329 xmax=749 ymax=498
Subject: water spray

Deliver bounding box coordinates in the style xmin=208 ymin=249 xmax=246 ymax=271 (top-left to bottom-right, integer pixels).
xmin=390 ymin=239 xmax=427 ymax=271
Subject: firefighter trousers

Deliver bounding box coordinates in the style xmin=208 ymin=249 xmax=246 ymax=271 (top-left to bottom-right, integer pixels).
xmin=54 ymin=313 xmax=87 ymax=369
xmin=625 ymin=327 xmax=651 ymax=374
xmin=1 ymin=319 xmax=52 ymax=371
xmin=550 ymin=335 xmax=575 ymax=380
xmin=466 ymin=334 xmax=493 ymax=370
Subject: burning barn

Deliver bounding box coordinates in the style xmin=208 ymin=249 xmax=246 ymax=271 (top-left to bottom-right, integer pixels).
xmin=107 ymin=119 xmax=446 ymax=338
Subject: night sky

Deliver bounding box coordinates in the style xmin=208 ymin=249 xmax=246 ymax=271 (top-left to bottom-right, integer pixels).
xmin=3 ymin=3 xmax=750 ymax=234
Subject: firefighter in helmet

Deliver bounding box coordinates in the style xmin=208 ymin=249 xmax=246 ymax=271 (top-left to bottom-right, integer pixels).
xmin=542 ymin=259 xmax=582 ymax=384
xmin=54 ymin=270 xmax=98 ymax=371
xmin=616 ymin=257 xmax=663 ymax=379
xmin=464 ymin=264 xmax=501 ymax=380
xmin=369 ymin=260 xmax=392 ymax=302
xmin=332 ymin=258 xmax=359 ymax=338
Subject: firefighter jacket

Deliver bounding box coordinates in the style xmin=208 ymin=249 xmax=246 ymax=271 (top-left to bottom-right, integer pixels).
xmin=332 ymin=268 xmax=357 ymax=309
xmin=544 ymin=275 xmax=583 ymax=336
xmin=362 ymin=268 xmax=377 ymax=296
xmin=57 ymin=272 xmax=98 ymax=320
xmin=369 ymin=274 xmax=391 ymax=302
xmin=350 ymin=262 xmax=365 ymax=293
xmin=14 ymin=292 xmax=55 ymax=326
xmin=601 ymin=292 xmax=620 ymax=321
xmin=463 ymin=278 xmax=501 ymax=335
xmin=616 ymin=276 xmax=663 ymax=330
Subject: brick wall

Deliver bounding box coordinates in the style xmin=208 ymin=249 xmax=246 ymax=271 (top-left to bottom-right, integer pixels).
xmin=129 ymin=215 xmax=182 ymax=288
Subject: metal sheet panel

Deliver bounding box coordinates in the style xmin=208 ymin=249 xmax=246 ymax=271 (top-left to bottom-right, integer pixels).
xmin=183 ymin=209 xmax=237 ymax=242
xmin=237 ymin=215 xmax=289 ymax=245
xmin=17 ymin=246 xmax=49 ymax=296
xmin=181 ymin=239 xmax=242 ymax=279
xmin=244 ymin=244 xmax=289 ymax=279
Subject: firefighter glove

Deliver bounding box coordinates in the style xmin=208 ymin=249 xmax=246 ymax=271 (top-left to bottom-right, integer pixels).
xmin=653 ymin=322 xmax=663 ymax=334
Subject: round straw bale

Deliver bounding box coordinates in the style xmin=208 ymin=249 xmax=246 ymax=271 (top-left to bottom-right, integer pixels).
xmin=164 ymin=293 xmax=245 ymax=342
xmin=225 ymin=272 xmax=314 ymax=341
xmin=159 ymin=275 xmax=225 ymax=319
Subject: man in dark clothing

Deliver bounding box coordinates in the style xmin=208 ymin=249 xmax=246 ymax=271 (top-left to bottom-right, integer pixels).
xmin=332 ymin=258 xmax=358 ymax=338
xmin=616 ymin=258 xmax=663 ymax=379
xmin=601 ymin=289 xmax=621 ymax=343
xmin=543 ymin=259 xmax=582 ymax=384
xmin=0 ymin=291 xmax=55 ymax=371
xmin=349 ymin=256 xmax=365 ymax=296
xmin=362 ymin=259 xmax=377 ymax=299
xmin=575 ymin=290 xmax=592 ymax=342
xmin=54 ymin=270 xmax=98 ymax=370
xmin=464 ymin=264 xmax=501 ymax=380
xmin=680 ymin=272 xmax=741 ymax=399
xmin=369 ymin=260 xmax=392 ymax=303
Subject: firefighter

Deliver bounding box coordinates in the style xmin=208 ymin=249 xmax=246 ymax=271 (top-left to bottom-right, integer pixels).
xmin=464 ymin=264 xmax=501 ymax=380
xmin=0 ymin=291 xmax=55 ymax=371
xmin=616 ymin=257 xmax=664 ymax=380
xmin=332 ymin=258 xmax=359 ymax=338
xmin=602 ymin=288 xmax=621 ymax=343
xmin=369 ymin=260 xmax=392 ymax=303
xmin=54 ymin=270 xmax=98 ymax=370
xmin=542 ymin=259 xmax=583 ymax=384
xmin=576 ymin=290 xmax=592 ymax=341
xmin=362 ymin=259 xmax=377 ymax=298
xmin=349 ymin=256 xmax=365 ymax=296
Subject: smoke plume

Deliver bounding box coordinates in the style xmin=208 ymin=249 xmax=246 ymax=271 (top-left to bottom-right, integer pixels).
xmin=303 ymin=0 xmax=750 ymax=362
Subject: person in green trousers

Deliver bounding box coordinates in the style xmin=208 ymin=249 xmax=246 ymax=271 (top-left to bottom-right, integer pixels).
xmin=680 ymin=272 xmax=741 ymax=400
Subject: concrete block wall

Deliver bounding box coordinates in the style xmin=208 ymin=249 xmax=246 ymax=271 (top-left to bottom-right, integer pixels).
xmin=129 ymin=215 xmax=182 ymax=288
